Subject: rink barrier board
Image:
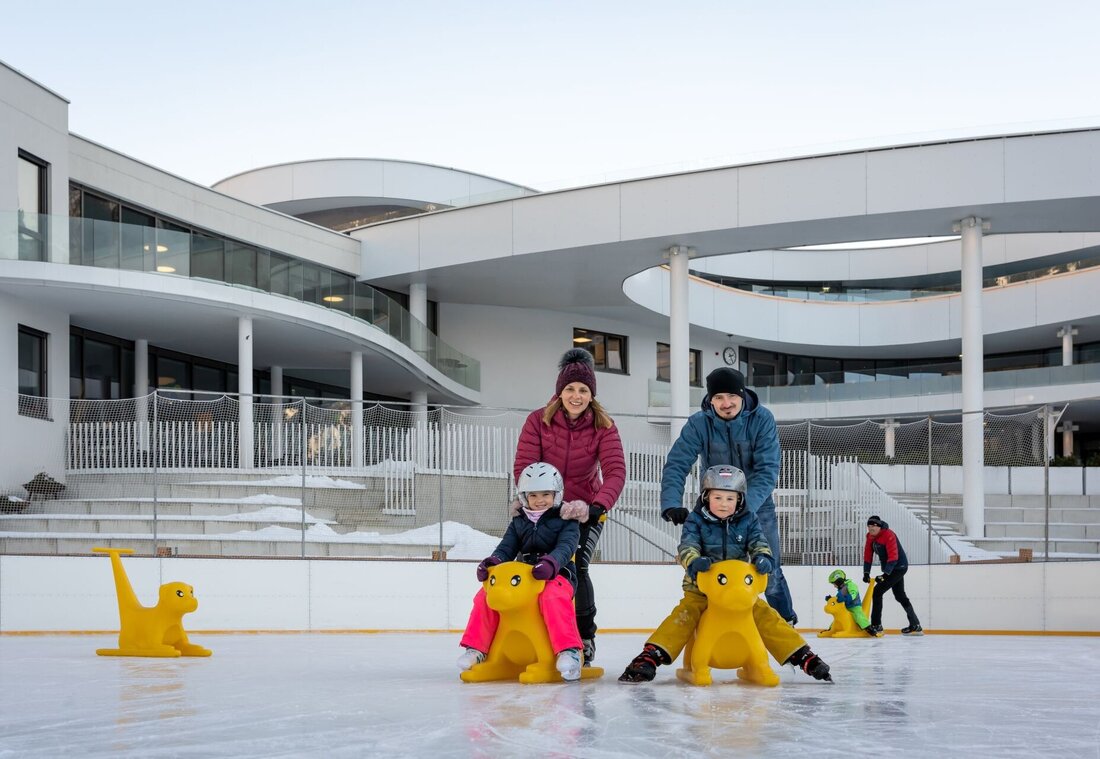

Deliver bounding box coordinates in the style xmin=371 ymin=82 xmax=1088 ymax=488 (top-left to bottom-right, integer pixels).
xmin=1 ymin=555 xmax=1098 ymax=633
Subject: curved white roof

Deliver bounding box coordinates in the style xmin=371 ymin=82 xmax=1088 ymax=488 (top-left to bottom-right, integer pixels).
xmin=354 ymin=128 xmax=1100 ymax=354
xmin=212 ymin=158 xmax=536 ymax=219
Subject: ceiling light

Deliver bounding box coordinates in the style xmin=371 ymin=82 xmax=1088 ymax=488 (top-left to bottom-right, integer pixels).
xmin=573 ymin=336 xmax=592 ymax=344
xmin=786 ymin=236 xmax=961 ymax=251
xmin=143 ymin=244 xmax=169 ymax=253
xmin=156 ymin=265 xmax=176 ymax=273
xmin=322 ymin=295 xmax=344 ymax=303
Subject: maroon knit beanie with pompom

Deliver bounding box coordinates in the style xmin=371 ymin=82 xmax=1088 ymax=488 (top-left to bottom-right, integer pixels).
xmin=555 ymin=348 xmax=597 ymax=397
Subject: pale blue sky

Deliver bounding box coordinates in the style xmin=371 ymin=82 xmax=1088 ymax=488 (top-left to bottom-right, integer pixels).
xmin=5 ymin=1 xmax=1099 ymax=189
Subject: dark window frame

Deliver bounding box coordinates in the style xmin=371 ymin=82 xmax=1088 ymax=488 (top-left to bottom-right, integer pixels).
xmin=573 ymin=328 xmax=629 ymax=375
xmin=17 ymin=150 xmax=49 ymax=261
xmin=18 ymin=325 xmax=49 ymax=419
xmin=655 ymin=342 xmax=702 ymax=386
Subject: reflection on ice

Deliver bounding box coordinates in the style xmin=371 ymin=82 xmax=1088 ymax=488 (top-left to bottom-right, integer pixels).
xmin=1 ymin=633 xmax=1098 ymax=758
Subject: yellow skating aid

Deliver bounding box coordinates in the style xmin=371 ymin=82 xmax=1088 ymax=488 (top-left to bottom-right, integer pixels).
xmin=460 ymin=561 xmax=603 ymax=684
xmin=676 ymin=559 xmax=778 ymax=687
xmin=819 ymin=578 xmax=878 ymax=638
xmin=92 ymin=547 xmax=212 ymax=658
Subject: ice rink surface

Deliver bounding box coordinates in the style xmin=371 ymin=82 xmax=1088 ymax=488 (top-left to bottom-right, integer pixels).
xmin=2 ymin=632 xmax=1098 ymax=759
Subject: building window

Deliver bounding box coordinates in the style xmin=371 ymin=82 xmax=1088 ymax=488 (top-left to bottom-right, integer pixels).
xmin=17 ymin=151 xmax=49 ymax=261
xmin=573 ymin=328 xmax=628 ymax=374
xmin=656 ymin=342 xmax=702 ymax=385
xmin=18 ymin=326 xmax=49 ymax=419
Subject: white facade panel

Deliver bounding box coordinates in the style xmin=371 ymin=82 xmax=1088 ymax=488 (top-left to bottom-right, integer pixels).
xmin=619 ymin=169 xmax=739 ymax=241
xmin=69 ymin=139 xmax=361 ymax=274
xmin=1004 ymin=131 xmax=1100 ymax=202
xmin=418 ymin=202 xmax=514 ymax=269
xmin=777 ymin=301 xmax=861 ymax=345
xmin=512 ymin=186 xmax=621 ymax=255
xmin=866 ymin=140 xmax=1005 ymax=214
xmin=738 ymin=153 xmax=867 ymax=228
xmin=0 ymin=289 xmax=70 ymax=493
xmin=359 ymin=217 xmax=422 ymax=279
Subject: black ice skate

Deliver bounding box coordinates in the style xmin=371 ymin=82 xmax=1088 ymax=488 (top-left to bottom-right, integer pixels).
xmin=618 ymin=643 xmax=670 ymax=683
xmin=901 ymin=624 xmax=924 ymax=636
xmin=582 ymin=637 xmax=596 ymax=666
xmin=787 ymin=645 xmax=832 ymax=682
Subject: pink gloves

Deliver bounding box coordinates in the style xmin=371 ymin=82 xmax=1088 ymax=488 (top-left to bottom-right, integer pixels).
xmin=560 ymin=499 xmax=590 ymax=522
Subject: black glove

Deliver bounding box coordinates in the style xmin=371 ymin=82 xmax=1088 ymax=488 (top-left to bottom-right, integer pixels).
xmin=862 ymin=572 xmax=871 ymax=584
xmin=476 ymin=556 xmax=502 ymax=582
xmin=876 ymin=574 xmax=889 ymax=584
xmin=825 ymin=594 xmax=833 ymax=601
xmin=588 ymin=504 xmax=606 ymax=522
xmin=662 ymin=507 xmax=689 ymax=525
xmin=687 ymin=557 xmax=712 ymax=581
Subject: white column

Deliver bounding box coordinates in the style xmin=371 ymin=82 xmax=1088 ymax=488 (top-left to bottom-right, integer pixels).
xmin=881 ymin=418 xmax=898 ymax=460
xmin=238 ymin=316 xmax=254 ymax=470
xmin=1059 ymin=421 xmax=1079 ymax=459
xmin=409 ymin=282 xmax=428 ymax=359
xmin=411 ymin=390 xmax=429 ymax=468
xmin=350 ymin=351 xmax=364 ymax=468
xmin=956 ymin=217 xmax=986 ymax=537
xmin=270 ymin=365 xmax=284 ymax=462
xmin=1058 ymin=325 xmax=1077 ymax=366
xmin=134 ymin=339 xmax=150 ymax=452
xmin=668 ymin=246 xmax=692 ymax=440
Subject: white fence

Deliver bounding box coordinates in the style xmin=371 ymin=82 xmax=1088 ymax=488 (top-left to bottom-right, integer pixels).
xmin=56 ymin=398 xmax=957 ymax=564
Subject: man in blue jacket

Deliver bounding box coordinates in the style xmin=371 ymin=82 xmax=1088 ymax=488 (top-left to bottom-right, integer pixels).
xmin=660 ymin=367 xmax=797 ymax=625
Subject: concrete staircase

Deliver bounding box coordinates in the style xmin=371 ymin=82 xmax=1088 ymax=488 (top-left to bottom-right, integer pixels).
xmin=889 ymin=492 xmax=1100 ymax=558
xmin=0 ymin=472 xmax=445 ymax=558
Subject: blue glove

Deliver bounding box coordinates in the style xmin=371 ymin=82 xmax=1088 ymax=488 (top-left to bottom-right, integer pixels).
xmin=476 ymin=556 xmax=502 ymax=582
xmin=687 ymin=557 xmax=713 ymax=581
xmin=531 ymin=556 xmax=560 ymax=580
xmin=753 ymin=555 xmax=775 ymax=575
xmin=662 ymin=507 xmax=689 ymax=525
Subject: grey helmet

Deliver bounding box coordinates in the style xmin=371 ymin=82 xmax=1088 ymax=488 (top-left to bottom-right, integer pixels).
xmin=701 ymin=465 xmax=748 ymax=513
xmin=516 ymin=462 xmax=564 ymax=506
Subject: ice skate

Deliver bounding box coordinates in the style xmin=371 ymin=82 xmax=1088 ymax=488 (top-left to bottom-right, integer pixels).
xmin=787 ymin=645 xmax=832 ymax=682
xmin=618 ymin=643 xmax=669 ymax=683
xmin=456 ymin=647 xmax=485 ymax=671
xmin=901 ymin=624 xmax=924 ymax=636
xmin=556 ymin=648 xmax=582 ymax=682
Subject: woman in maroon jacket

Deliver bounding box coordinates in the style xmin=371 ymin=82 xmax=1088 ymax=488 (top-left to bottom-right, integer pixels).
xmin=513 ymin=348 xmax=626 ymax=665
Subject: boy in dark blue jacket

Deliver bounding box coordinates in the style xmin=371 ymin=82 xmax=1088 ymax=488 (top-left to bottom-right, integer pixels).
xmin=619 ymin=465 xmax=830 ymax=682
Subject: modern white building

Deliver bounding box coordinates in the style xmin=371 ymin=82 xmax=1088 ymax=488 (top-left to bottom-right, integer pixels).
xmin=4 ymin=57 xmax=1100 ymax=547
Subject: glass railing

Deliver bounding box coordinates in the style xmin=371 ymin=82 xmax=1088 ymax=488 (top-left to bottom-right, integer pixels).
xmin=646 ymin=380 xmax=705 ymax=408
xmin=694 ymin=252 xmax=1100 ymax=303
xmin=0 ymin=212 xmax=479 ymax=391
xmin=648 ymin=364 xmax=1100 ymax=408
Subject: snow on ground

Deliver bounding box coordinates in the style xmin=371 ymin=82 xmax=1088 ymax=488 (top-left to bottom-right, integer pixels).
xmin=1 ymin=632 xmax=1097 ymax=758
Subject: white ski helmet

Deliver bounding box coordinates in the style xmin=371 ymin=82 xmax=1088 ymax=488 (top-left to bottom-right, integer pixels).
xmin=701 ymin=465 xmax=748 ymax=513
xmin=516 ymin=462 xmax=564 ymax=506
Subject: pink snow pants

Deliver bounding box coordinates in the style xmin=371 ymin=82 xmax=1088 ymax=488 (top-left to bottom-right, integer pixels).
xmin=459 ymin=576 xmax=582 ymax=655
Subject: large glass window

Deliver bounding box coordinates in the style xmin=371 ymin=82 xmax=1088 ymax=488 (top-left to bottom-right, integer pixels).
xmin=656 ymin=342 xmax=702 ymax=385
xmin=18 ymin=325 xmax=48 ymax=418
xmin=83 ymin=338 xmax=121 ymax=400
xmin=225 ymin=242 xmax=257 ymax=288
xmin=17 ymin=152 xmax=48 ymax=261
xmin=120 ymin=207 xmax=155 ymax=271
xmin=573 ymin=328 xmax=628 ymax=374
xmin=156 ymin=220 xmax=191 ymax=276
xmin=190 ymin=231 xmax=224 ymax=281
xmin=82 ymin=192 xmax=120 ymax=268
